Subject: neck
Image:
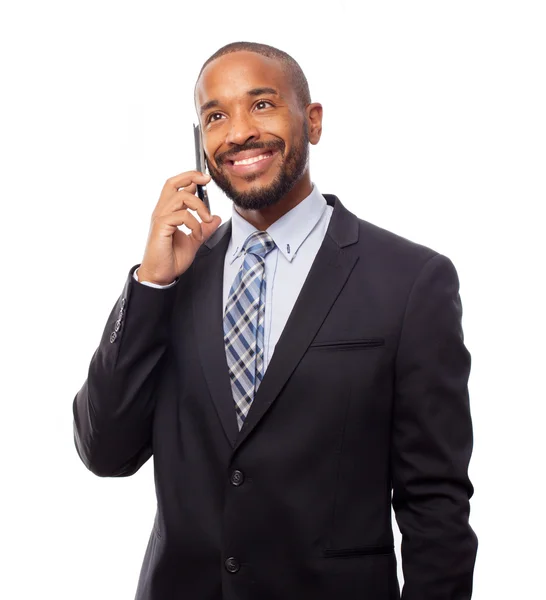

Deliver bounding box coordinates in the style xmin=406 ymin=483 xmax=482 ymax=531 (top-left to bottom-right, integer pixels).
xmin=234 ymin=172 xmax=313 ymax=231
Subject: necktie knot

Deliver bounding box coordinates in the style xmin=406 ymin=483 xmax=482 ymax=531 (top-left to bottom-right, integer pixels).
xmin=242 ymin=231 xmax=276 ymax=259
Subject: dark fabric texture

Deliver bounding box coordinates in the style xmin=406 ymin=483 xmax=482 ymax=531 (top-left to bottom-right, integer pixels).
xmin=73 ymin=195 xmax=477 ymax=600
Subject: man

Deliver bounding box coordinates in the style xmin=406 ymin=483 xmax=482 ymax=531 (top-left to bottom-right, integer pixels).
xmin=73 ymin=41 xmax=477 ymax=599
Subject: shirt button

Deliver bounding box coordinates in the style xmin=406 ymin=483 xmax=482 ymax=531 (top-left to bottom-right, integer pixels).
xmin=224 ymin=557 xmax=240 ymax=573
xmin=230 ymin=470 xmax=245 ymax=486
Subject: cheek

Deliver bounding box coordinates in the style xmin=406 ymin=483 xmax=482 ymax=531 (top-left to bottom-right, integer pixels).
xmin=207 ymin=147 xmax=224 ymax=171
xmin=282 ymin=116 xmax=305 ymax=147
xmin=256 ymin=112 xmax=293 ymax=137
xmin=203 ymin=129 xmax=224 ymax=162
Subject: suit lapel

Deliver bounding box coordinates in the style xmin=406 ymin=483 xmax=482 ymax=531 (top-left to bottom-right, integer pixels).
xmin=233 ymin=195 xmax=360 ymax=451
xmin=192 ymin=220 xmax=239 ymax=447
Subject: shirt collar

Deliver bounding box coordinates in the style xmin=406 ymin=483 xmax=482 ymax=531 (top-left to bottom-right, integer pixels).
xmin=228 ymin=184 xmax=327 ymax=265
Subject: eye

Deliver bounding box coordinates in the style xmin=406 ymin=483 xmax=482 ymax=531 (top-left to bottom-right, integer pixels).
xmin=255 ymin=100 xmax=274 ymax=110
xmin=207 ymin=112 xmax=224 ymax=124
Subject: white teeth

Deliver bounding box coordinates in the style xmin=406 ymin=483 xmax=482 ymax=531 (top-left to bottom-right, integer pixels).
xmin=233 ymin=153 xmax=270 ymax=166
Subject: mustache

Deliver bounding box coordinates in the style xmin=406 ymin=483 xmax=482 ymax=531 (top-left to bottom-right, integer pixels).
xmin=215 ymin=140 xmax=285 ymax=166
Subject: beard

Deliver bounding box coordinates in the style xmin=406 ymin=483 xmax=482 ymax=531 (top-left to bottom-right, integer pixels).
xmin=207 ymin=123 xmax=309 ymax=211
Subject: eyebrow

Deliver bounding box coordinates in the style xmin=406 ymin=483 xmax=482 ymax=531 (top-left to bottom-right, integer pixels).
xmin=247 ymin=87 xmax=279 ymax=97
xmin=199 ymin=87 xmax=280 ymax=115
xmin=199 ymin=100 xmax=220 ymax=115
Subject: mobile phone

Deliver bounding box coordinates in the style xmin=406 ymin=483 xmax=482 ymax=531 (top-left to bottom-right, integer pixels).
xmin=193 ymin=124 xmax=210 ymax=211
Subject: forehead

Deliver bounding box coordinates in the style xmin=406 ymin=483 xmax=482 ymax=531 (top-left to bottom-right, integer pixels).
xmin=196 ymin=51 xmax=294 ymax=105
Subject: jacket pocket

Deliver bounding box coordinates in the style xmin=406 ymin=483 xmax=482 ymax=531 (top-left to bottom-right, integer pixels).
xmin=309 ymin=338 xmax=385 ymax=350
xmin=323 ymin=545 xmax=394 ymax=558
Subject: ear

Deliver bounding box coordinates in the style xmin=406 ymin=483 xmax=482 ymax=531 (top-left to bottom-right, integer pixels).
xmin=306 ymin=102 xmax=323 ymax=145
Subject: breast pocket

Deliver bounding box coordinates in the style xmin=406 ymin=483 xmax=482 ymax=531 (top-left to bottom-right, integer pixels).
xmin=300 ymin=336 xmax=388 ymax=405
xmin=308 ymin=337 xmax=385 ymax=350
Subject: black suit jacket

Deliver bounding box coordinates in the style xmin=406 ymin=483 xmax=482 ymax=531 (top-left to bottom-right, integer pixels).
xmin=73 ymin=194 xmax=477 ymax=600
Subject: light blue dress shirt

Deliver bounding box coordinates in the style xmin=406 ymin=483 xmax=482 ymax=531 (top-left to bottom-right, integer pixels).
xmin=136 ymin=184 xmax=333 ymax=372
xmin=223 ymin=185 xmax=332 ymax=369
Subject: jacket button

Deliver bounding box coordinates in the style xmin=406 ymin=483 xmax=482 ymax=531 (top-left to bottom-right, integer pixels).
xmin=230 ymin=470 xmax=244 ymax=486
xmin=109 ymin=332 xmax=117 ymax=343
xmin=114 ymin=319 xmax=122 ymax=332
xmin=225 ymin=557 xmax=240 ymax=573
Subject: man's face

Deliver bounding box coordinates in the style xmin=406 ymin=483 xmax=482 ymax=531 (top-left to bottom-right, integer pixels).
xmin=195 ymin=52 xmax=309 ymax=210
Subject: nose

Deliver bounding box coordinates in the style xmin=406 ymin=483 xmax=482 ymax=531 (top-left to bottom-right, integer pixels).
xmin=225 ymin=110 xmax=260 ymax=147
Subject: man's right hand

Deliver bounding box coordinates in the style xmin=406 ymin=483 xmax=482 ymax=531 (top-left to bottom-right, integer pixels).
xmin=138 ymin=171 xmax=222 ymax=285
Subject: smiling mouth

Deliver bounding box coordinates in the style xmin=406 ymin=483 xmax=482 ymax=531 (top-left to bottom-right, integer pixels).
xmin=223 ymin=149 xmax=279 ymax=178
xmin=230 ymin=151 xmax=274 ymax=166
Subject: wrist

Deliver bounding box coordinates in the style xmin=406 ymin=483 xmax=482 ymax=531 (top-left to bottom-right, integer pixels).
xmin=134 ymin=267 xmax=177 ymax=288
xmin=137 ymin=267 xmax=167 ymax=286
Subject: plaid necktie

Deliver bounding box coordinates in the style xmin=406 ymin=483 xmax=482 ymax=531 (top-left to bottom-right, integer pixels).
xmin=223 ymin=231 xmax=276 ymax=430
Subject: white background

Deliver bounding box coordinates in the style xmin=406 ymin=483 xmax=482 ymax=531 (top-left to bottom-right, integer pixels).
xmin=1 ymin=1 xmax=544 ymax=598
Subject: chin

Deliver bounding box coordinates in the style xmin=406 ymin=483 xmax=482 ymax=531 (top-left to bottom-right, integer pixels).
xmin=233 ymin=171 xmax=278 ymax=191
xmin=230 ymin=186 xmax=284 ymax=211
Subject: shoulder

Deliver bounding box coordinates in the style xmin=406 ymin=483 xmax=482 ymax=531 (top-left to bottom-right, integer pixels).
xmin=358 ymin=216 xmax=460 ymax=287
xmin=325 ymin=194 xmax=457 ymax=287
xmin=357 ymin=216 xmax=438 ymax=266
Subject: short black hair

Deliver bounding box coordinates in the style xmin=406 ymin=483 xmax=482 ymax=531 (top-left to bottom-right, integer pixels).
xmin=197 ymin=41 xmax=311 ymax=109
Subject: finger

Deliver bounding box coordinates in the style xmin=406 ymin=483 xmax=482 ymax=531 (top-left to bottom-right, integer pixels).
xmin=155 ymin=183 xmax=197 ymax=216
xmin=154 ymin=186 xmax=208 ymax=221
xmin=155 ymin=178 xmax=209 ymax=218
xmin=164 ymin=189 xmax=213 ymax=223
xmin=163 ymin=171 xmax=210 ymax=193
xmin=201 ymin=215 xmax=223 ymax=241
xmin=179 ymin=182 xmax=197 ymax=195
xmin=156 ymin=209 xmax=204 ymax=241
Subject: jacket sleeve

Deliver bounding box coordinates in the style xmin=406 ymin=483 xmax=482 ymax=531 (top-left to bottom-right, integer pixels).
xmin=73 ymin=265 xmax=178 ymax=477
xmin=392 ymin=253 xmax=478 ymax=599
